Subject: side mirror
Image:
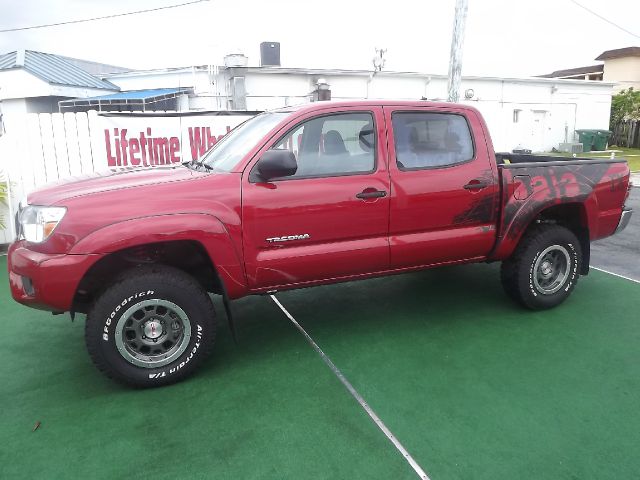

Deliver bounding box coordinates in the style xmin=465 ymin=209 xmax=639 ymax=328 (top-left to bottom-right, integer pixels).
xmin=250 ymin=149 xmax=297 ymax=182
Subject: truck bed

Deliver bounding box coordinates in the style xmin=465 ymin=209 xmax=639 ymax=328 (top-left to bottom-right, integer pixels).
xmin=495 ymin=152 xmax=616 ymax=165
xmin=491 ymin=154 xmax=631 ymax=261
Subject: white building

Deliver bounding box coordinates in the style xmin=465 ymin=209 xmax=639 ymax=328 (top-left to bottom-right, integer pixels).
xmin=97 ymin=60 xmax=613 ymax=153
xmin=0 ymin=50 xmax=121 ymax=134
xmin=0 ymin=48 xmax=620 ymax=244
xmin=1 ymin=48 xmax=616 ymax=153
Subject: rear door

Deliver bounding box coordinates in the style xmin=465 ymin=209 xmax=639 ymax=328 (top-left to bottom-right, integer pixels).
xmin=242 ymin=107 xmax=391 ymax=289
xmin=384 ymin=106 xmax=499 ymax=268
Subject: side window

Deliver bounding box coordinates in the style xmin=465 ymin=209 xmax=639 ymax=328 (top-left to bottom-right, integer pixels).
xmin=272 ymin=112 xmax=375 ymax=178
xmin=392 ymin=112 xmax=474 ymax=170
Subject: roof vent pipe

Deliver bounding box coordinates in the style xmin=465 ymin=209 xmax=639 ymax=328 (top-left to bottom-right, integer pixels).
xmin=313 ymin=78 xmax=331 ymax=102
xmin=15 ymin=50 xmax=25 ymax=67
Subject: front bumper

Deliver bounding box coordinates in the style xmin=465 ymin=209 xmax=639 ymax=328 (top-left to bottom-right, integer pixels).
xmin=7 ymin=242 xmax=102 ymax=312
xmin=615 ymin=208 xmax=633 ymax=234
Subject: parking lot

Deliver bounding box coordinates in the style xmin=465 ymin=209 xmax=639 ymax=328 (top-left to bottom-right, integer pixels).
xmin=2 ymin=218 xmax=639 ymax=479
xmin=591 ymin=185 xmax=640 ymax=281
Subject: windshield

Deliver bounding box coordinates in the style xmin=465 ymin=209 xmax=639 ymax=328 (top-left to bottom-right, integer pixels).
xmin=200 ymin=112 xmax=289 ymax=171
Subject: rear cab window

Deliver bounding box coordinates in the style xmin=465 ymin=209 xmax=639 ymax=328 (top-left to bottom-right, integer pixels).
xmin=391 ymin=112 xmax=474 ymax=170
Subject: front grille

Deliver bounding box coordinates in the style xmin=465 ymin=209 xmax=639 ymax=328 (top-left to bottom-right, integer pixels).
xmin=14 ymin=205 xmax=22 ymax=241
xmin=22 ymin=276 xmax=34 ymax=296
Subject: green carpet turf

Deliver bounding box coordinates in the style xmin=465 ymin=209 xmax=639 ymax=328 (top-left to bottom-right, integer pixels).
xmin=277 ymin=263 xmax=640 ymax=479
xmin=4 ymin=254 xmax=640 ymax=480
xmin=0 ymin=256 xmax=414 ymax=480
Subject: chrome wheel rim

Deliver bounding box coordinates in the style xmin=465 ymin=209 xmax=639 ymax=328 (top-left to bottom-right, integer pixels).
xmin=533 ymin=245 xmax=571 ymax=295
xmin=115 ymin=299 xmax=191 ymax=368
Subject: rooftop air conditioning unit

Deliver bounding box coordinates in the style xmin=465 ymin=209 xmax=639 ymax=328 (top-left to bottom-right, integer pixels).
xmin=224 ymin=54 xmax=248 ymax=68
xmin=558 ymin=142 xmax=584 ymax=154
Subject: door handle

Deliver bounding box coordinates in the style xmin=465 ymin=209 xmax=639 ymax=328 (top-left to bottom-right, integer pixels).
xmin=356 ymin=189 xmax=387 ymax=199
xmin=463 ymin=180 xmax=488 ymax=190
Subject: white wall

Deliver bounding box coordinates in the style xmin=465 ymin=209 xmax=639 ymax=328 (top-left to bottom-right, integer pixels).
xmin=0 ymin=110 xmax=252 ymax=242
xmin=0 ymin=69 xmax=118 ymax=103
xmin=105 ymin=67 xmax=614 ymax=152
xmin=0 ymin=69 xmax=51 ymax=100
xmin=0 ymin=98 xmax=28 ymax=135
xmin=107 ymin=68 xmax=225 ymax=111
xmin=26 ymin=97 xmax=70 ymax=114
xmin=240 ymin=71 xmax=614 ymax=152
xmin=0 ymin=68 xmax=120 ymax=138
xmin=108 ymin=69 xmax=211 ymax=93
xmin=454 ymin=78 xmax=613 ymax=151
xmin=1 ymin=67 xmax=614 ymax=242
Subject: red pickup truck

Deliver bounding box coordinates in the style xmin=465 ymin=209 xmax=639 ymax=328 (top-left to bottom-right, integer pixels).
xmin=8 ymin=100 xmax=632 ymax=387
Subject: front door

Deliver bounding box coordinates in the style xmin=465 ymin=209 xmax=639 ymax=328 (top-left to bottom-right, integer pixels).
xmin=531 ymin=110 xmax=547 ymax=152
xmin=242 ymin=108 xmax=391 ymax=290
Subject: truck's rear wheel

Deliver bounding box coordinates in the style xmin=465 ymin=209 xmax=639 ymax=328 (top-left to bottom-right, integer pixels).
xmin=85 ymin=265 xmax=216 ymax=387
xmin=500 ymin=225 xmax=582 ymax=310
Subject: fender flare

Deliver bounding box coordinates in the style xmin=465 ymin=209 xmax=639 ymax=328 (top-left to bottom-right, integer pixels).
xmin=493 ymin=191 xmax=596 ymax=261
xmin=70 ymin=213 xmax=248 ymax=298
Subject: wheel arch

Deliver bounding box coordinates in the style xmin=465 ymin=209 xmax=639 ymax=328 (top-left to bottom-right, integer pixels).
xmin=533 ymin=203 xmax=590 ymax=274
xmin=70 ymin=214 xmax=249 ymax=312
xmin=495 ymin=201 xmax=592 ymax=274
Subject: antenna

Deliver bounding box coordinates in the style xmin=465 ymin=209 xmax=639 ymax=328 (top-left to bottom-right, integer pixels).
xmin=372 ymin=47 xmax=387 ymax=72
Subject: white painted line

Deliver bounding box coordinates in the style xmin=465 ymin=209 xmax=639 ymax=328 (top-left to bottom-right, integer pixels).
xmin=270 ymin=295 xmax=430 ymax=480
xmin=591 ymin=266 xmax=640 ymax=284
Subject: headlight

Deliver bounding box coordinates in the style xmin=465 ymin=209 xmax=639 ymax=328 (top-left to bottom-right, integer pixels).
xmin=19 ymin=206 xmax=67 ymax=243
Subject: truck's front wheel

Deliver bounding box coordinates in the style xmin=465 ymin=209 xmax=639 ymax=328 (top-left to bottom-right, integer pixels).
xmin=500 ymin=225 xmax=582 ymax=310
xmin=85 ymin=265 xmax=216 ymax=387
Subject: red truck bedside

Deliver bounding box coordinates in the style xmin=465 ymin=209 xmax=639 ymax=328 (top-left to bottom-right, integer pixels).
xmin=7 ymin=100 xmax=633 ymax=387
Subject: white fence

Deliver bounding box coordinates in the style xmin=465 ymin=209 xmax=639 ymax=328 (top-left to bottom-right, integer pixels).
xmin=0 ymin=111 xmax=253 ymax=243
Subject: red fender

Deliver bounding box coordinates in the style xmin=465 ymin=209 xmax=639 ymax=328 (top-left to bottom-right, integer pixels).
xmin=70 ymin=213 xmax=248 ymax=298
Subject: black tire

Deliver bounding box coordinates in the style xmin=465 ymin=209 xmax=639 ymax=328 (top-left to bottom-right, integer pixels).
xmin=85 ymin=265 xmax=216 ymax=388
xmin=500 ymin=225 xmax=582 ymax=310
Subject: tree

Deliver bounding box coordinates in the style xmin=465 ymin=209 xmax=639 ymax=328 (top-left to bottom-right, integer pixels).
xmin=610 ymin=88 xmax=640 ymax=146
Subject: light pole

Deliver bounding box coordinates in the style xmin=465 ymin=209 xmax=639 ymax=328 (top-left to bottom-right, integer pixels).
xmin=447 ymin=0 xmax=469 ymax=103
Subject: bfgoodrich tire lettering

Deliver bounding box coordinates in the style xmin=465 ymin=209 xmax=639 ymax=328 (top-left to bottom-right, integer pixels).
xmin=501 ymin=225 xmax=581 ymax=310
xmin=86 ymin=265 xmax=216 ymax=387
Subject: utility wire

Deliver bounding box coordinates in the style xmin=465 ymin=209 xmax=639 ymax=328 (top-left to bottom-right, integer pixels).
xmin=567 ymin=0 xmax=640 ymax=39
xmin=0 ymin=0 xmax=210 ymax=33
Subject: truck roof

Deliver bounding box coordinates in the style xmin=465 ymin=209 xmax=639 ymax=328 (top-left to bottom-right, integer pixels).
xmin=273 ymin=99 xmax=481 ymax=115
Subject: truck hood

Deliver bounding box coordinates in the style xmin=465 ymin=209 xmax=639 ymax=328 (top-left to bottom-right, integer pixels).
xmin=28 ymin=166 xmax=206 ymax=206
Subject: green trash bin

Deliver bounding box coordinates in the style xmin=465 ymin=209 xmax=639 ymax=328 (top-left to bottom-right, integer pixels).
xmin=576 ymin=129 xmax=596 ymax=153
xmin=592 ymin=130 xmax=612 ymax=151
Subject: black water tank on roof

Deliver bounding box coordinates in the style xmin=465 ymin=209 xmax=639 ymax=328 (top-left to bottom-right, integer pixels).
xmin=260 ymin=42 xmax=281 ymax=66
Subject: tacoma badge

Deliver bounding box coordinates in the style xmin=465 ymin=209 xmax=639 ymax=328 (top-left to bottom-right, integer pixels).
xmin=266 ymin=234 xmax=311 ymax=243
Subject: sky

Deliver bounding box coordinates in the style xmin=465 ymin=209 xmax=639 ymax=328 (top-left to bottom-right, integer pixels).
xmin=0 ymin=0 xmax=639 ymax=78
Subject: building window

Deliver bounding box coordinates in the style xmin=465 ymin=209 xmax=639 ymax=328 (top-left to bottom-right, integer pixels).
xmin=513 ymin=109 xmax=521 ymax=123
